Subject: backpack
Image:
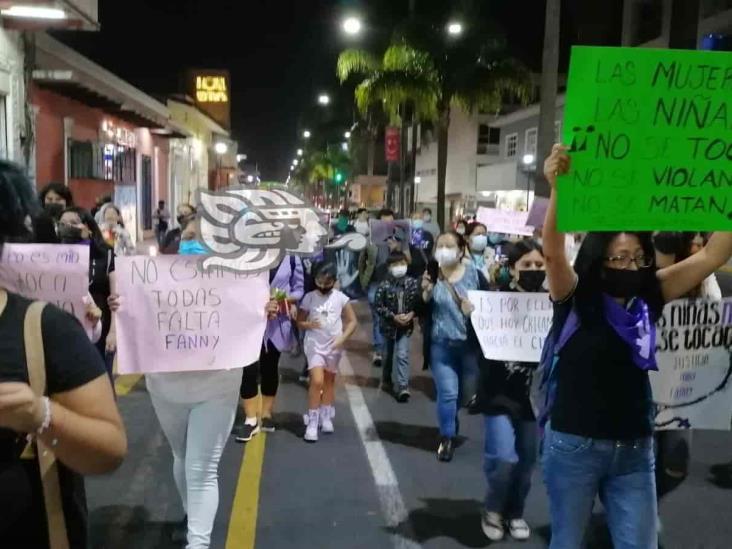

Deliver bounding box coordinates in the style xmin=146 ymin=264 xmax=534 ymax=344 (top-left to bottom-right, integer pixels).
xmin=529 ymin=302 xmax=581 ymax=430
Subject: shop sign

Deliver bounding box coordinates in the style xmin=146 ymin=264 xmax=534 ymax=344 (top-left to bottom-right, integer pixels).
xmin=196 ymin=76 xmax=229 ymax=103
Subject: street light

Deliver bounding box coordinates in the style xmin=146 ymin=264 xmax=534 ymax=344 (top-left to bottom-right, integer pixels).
xmin=341 ymin=142 xmax=348 ymax=151
xmin=246 ymin=175 xmax=254 ymax=183
xmin=318 ymin=93 xmax=331 ymax=106
xmin=414 ymin=176 xmax=422 ymax=184
xmin=522 ymin=153 xmax=535 ymax=165
xmin=293 ymin=159 xmax=299 ymax=166
xmin=214 ymin=142 xmax=228 ymax=155
xmin=342 ymin=16 xmax=362 ymax=35
xmin=303 ymin=130 xmax=311 ymax=139
xmin=447 ymin=22 xmax=464 ymax=36
xmin=297 ymin=149 xmax=303 ymax=156
xmin=344 ymin=131 xmax=351 ymax=139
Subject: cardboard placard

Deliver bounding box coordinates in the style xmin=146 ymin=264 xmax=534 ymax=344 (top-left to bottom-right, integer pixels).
xmin=559 ymin=46 xmax=732 ymax=231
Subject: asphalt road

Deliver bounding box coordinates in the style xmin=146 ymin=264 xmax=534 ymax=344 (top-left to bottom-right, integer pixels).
xmin=86 ymin=298 xmax=732 ymax=549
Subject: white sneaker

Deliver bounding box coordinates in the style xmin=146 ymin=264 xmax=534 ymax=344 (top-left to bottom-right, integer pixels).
xmin=481 ymin=511 xmax=505 ymax=541
xmin=320 ymin=406 xmax=334 ymax=434
xmin=304 ymin=410 xmax=319 ymax=442
xmin=508 ymin=518 xmax=530 ymax=541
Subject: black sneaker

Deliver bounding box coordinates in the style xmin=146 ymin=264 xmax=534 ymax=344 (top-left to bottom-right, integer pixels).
xmin=171 ymin=515 xmax=187 ymax=543
xmin=437 ymin=437 xmax=454 ymax=462
xmin=396 ymin=387 xmax=411 ymax=403
xmin=235 ymin=422 xmax=260 ymax=443
xmin=261 ymin=417 xmax=276 ymax=432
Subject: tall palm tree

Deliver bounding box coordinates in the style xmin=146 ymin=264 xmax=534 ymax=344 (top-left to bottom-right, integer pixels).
xmin=338 ymin=25 xmax=530 ymax=229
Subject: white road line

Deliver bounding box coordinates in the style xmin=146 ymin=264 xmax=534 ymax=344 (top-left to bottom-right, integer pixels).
xmin=340 ymin=354 xmax=422 ymax=549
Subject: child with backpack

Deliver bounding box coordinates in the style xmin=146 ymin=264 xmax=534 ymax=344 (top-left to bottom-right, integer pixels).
xmin=296 ymin=262 xmax=358 ymax=442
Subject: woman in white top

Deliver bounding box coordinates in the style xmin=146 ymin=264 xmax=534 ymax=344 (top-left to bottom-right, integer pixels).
xmin=109 ymin=218 xmax=277 ymax=549
xmin=98 ymin=203 xmax=135 ymax=256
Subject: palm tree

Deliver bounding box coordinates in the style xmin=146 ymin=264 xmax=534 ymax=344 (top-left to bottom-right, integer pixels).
xmin=337 ymin=23 xmax=531 ymax=230
xmin=292 ymin=147 xmax=351 ymax=210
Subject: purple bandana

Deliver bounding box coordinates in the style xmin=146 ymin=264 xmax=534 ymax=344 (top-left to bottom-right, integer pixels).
xmin=603 ymin=294 xmax=657 ymax=371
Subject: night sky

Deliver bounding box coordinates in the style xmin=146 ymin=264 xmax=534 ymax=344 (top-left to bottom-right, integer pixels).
xmin=54 ymin=0 xmax=621 ymax=181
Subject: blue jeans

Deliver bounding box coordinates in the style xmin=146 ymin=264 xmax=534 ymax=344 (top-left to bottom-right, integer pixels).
xmin=383 ymin=333 xmax=411 ymax=388
xmin=367 ymin=284 xmax=384 ymax=355
xmin=542 ymin=424 xmax=657 ymax=549
xmin=430 ymin=338 xmax=478 ymax=438
xmin=483 ymin=415 xmax=538 ymax=518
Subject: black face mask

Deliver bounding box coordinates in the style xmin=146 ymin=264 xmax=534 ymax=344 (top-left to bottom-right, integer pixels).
xmin=518 ymin=270 xmax=546 ymax=292
xmin=316 ymin=285 xmax=335 ymax=295
xmin=44 ymin=203 xmax=64 ymax=220
xmin=602 ymin=268 xmax=645 ymax=299
xmin=57 ymin=224 xmax=84 ymax=243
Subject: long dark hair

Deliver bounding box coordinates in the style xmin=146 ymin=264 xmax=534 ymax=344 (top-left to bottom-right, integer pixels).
xmin=573 ymin=232 xmax=664 ymax=324
xmin=0 ymin=161 xmax=38 ymax=253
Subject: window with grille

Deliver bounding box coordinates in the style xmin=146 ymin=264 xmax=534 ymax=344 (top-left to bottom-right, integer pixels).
xmin=68 ymin=140 xmax=136 ymax=182
xmin=505 ymin=133 xmax=518 ymax=158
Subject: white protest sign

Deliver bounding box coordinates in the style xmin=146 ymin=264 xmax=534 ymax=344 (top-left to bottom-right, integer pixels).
xmin=0 ymin=244 xmax=91 ymax=335
xmin=115 ymin=255 xmax=270 ymax=375
xmin=468 ymin=290 xmax=552 ymax=362
xmin=476 ymin=207 xmax=534 ymax=236
xmin=652 ymin=298 xmax=732 ymax=431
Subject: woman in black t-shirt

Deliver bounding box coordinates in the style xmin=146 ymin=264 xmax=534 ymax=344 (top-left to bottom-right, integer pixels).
xmin=0 ymin=161 xmax=127 ymax=548
xmin=541 ymin=146 xmax=732 ymax=549
xmin=478 ymin=240 xmax=546 ymax=543
xmin=57 ymin=208 xmax=117 ymax=374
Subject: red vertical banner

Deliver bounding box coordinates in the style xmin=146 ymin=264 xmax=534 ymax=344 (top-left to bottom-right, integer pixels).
xmin=385 ymin=126 xmax=400 ymax=162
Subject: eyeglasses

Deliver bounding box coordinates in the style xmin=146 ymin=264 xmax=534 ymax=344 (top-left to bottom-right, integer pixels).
xmin=605 ymin=254 xmax=654 ymax=269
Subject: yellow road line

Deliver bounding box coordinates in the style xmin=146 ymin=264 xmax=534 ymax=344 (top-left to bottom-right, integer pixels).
xmin=226 ymin=433 xmax=267 ymax=549
xmin=115 ymin=374 xmax=143 ymax=396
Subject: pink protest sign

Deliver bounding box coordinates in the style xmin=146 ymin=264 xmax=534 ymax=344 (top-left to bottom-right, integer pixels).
xmin=476 ymin=207 xmax=534 ymax=236
xmin=0 ymin=244 xmax=91 ymax=335
xmin=114 ymin=255 xmax=269 ymax=374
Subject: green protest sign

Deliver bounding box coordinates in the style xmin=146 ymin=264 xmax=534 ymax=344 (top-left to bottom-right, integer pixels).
xmin=559 ymin=46 xmax=732 ymax=231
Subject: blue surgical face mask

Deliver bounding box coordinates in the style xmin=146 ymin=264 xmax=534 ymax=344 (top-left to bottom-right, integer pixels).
xmin=412 ymin=219 xmax=423 ymax=230
xmin=179 ymin=240 xmax=208 ymax=255
xmin=488 ymin=233 xmax=502 ymax=245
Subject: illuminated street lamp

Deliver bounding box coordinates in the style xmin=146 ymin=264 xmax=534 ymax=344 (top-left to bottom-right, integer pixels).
xmin=303 ymin=130 xmax=312 ymax=139
xmin=342 ymin=16 xmax=362 ymax=36
xmin=522 ymin=153 xmax=535 ymax=165
xmin=341 ymin=142 xmax=348 ymax=151
xmin=214 ymin=142 xmax=228 ymax=155
xmin=318 ymin=93 xmax=331 ymax=106
xmin=344 ymin=131 xmax=351 ymax=139
xmin=447 ymin=22 xmax=464 ymax=36
xmin=297 ymin=149 xmax=303 ymax=156
xmin=246 ymin=175 xmax=254 ymax=183
xmin=293 ymin=159 xmax=299 ymax=166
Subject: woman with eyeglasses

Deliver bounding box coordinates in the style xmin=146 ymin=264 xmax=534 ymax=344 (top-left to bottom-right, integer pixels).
xmin=541 ymin=145 xmax=732 ymax=549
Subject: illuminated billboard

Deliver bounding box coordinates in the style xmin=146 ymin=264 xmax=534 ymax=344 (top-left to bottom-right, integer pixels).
xmin=188 ymin=69 xmax=231 ymax=130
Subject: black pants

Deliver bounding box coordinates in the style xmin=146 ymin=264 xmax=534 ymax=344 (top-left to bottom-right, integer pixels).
xmin=240 ymin=345 xmax=281 ymax=399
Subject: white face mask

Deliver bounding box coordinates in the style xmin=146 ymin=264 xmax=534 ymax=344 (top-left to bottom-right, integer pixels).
xmin=470 ymin=234 xmax=488 ymax=252
xmin=434 ymin=247 xmax=459 ymax=267
xmin=423 ymin=214 xmax=431 ymax=222
xmin=390 ymin=265 xmax=408 ymax=278
xmin=456 ymin=226 xmax=466 ymax=235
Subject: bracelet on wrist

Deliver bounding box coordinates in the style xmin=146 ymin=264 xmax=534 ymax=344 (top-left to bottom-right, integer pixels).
xmin=37 ymin=396 xmax=51 ymax=435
